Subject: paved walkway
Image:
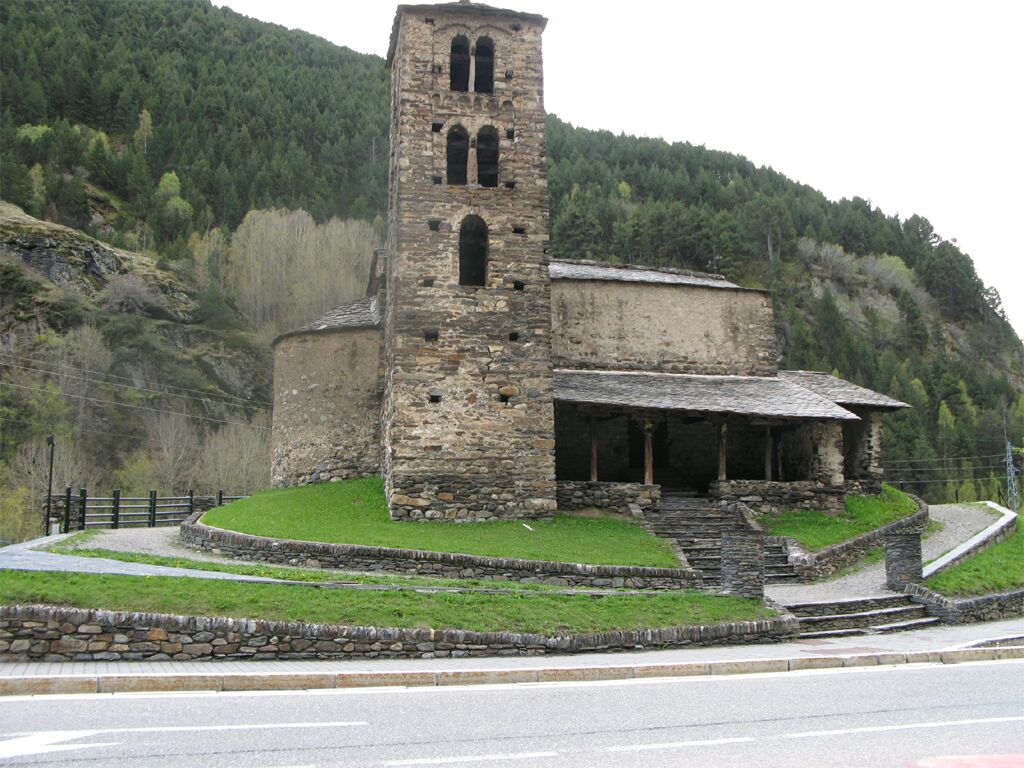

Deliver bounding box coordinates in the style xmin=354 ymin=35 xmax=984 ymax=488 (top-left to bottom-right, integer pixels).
xmin=765 ymin=503 xmax=998 ymax=605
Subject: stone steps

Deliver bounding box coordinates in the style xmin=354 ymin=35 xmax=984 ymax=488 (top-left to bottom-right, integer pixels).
xmin=784 ymin=595 xmax=939 ymax=638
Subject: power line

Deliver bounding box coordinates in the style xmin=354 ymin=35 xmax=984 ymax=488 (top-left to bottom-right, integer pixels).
xmin=881 ymin=453 xmax=1005 ymax=465
xmin=0 ymin=358 xmax=271 ymax=413
xmin=0 ymin=348 xmax=272 ymax=409
xmin=1 ymin=381 xmax=270 ymax=430
xmin=0 ymin=415 xmax=146 ymax=442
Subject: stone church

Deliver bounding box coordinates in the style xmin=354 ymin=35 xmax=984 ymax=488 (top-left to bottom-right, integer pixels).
xmin=270 ymin=1 xmax=907 ymax=522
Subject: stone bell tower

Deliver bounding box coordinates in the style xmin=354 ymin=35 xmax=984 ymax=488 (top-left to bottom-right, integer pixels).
xmin=381 ymin=2 xmax=557 ymax=520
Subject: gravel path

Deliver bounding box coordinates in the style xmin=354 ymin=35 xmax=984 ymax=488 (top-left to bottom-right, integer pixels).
xmin=765 ymin=503 xmax=1000 ymax=605
xmin=79 ymin=525 xmax=236 ymax=563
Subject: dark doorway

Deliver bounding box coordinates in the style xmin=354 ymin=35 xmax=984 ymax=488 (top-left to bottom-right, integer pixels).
xmin=459 ymin=215 xmax=488 ymax=286
xmin=450 ymin=36 xmax=470 ymax=91
xmin=474 ymin=37 xmax=494 ymax=93
xmin=477 ymin=126 xmax=499 ymax=187
xmin=446 ymin=125 xmax=468 ymax=185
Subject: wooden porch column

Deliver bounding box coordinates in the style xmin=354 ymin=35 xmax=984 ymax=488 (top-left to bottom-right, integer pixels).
xmin=717 ymin=422 xmax=728 ymax=481
xmin=643 ymin=419 xmax=654 ymax=486
xmin=764 ymin=425 xmax=773 ymax=481
xmin=589 ymin=414 xmax=599 ymax=482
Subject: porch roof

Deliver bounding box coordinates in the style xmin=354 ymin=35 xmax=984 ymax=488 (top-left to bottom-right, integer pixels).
xmin=553 ymin=369 xmax=860 ymax=421
xmin=779 ymin=371 xmax=909 ymax=410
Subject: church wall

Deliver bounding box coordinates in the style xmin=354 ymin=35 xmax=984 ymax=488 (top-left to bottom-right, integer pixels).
xmin=551 ymin=280 xmax=777 ymax=376
xmin=271 ymin=330 xmax=383 ymax=487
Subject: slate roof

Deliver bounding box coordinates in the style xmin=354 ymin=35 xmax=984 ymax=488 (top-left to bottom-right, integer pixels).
xmin=273 ymin=295 xmax=380 ymax=345
xmin=549 ymin=260 xmax=740 ymax=290
xmin=779 ymin=371 xmax=909 ymax=410
xmin=553 ymin=370 xmax=859 ymax=421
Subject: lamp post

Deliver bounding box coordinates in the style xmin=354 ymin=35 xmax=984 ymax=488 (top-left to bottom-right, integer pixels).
xmin=45 ymin=434 xmax=55 ymax=535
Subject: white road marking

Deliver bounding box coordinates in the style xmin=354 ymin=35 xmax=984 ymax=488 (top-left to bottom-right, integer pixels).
xmin=9 ymin=720 xmax=366 ymax=738
xmin=0 ymin=731 xmax=119 ymax=759
xmin=605 ymin=737 xmax=754 ymax=752
xmin=384 ymin=752 xmax=559 ymax=766
xmin=784 ymin=715 xmax=1024 ymax=739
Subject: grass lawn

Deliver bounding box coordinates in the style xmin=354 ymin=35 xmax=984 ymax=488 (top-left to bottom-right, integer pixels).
xmin=925 ymin=527 xmax=1024 ymax=597
xmin=41 ymin=533 xmax=609 ymax=592
xmin=759 ymin=484 xmax=918 ymax=552
xmin=200 ymin=478 xmax=681 ymax=568
xmin=0 ymin=570 xmax=773 ymax=634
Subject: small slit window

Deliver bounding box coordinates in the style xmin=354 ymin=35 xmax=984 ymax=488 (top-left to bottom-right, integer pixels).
xmin=506 ymin=127 xmax=515 ymax=140
xmin=428 ymin=219 xmax=441 ymax=231
xmin=477 ymin=126 xmax=499 ymax=188
xmin=499 ymin=393 xmax=511 ymax=404
xmin=450 ymin=36 xmax=470 ymax=92
xmin=512 ymin=280 xmax=525 ymax=291
xmin=504 ymin=181 xmax=516 ymax=190
xmin=432 ymin=121 xmax=444 ymax=133
xmin=474 ymin=37 xmax=494 ymax=94
xmin=508 ymin=332 xmax=520 ymax=342
xmin=459 ymin=215 xmax=488 ymax=287
xmin=512 ymin=226 xmax=525 ymax=235
xmin=446 ymin=125 xmax=468 ymax=185
xmin=422 ymin=278 xmax=435 ymax=287
xmin=429 ymin=393 xmax=442 ymax=404
xmin=424 ymin=330 xmax=439 ymax=341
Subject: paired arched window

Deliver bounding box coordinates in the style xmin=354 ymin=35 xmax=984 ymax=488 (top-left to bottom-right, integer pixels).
xmin=459 ymin=216 xmax=488 ymax=286
xmin=450 ymin=35 xmax=470 ymax=92
xmin=476 ymin=126 xmax=499 ymax=188
xmin=446 ymin=125 xmax=469 ymax=185
xmin=448 ymin=35 xmax=495 ymax=94
xmin=446 ymin=125 xmax=498 ymax=187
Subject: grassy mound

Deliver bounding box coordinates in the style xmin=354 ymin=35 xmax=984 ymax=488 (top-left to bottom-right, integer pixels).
xmin=925 ymin=526 xmax=1024 ymax=597
xmin=201 ymin=478 xmax=681 ymax=569
xmin=0 ymin=571 xmax=772 ymax=634
xmin=758 ymin=484 xmax=918 ymax=552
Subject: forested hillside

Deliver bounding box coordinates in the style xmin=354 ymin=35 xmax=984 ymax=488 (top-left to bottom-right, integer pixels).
xmin=1 ymin=0 xmax=1022 ymax=535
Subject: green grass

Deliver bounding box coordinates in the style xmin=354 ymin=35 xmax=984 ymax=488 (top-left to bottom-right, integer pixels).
xmin=0 ymin=570 xmax=773 ymax=634
xmin=201 ymin=478 xmax=681 ymax=568
xmin=40 ymin=534 xmax=606 ymax=592
xmin=925 ymin=527 xmax=1024 ymax=597
xmin=759 ymin=484 xmax=918 ymax=552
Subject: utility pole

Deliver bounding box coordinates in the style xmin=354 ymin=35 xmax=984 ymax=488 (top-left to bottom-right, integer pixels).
xmin=1007 ymin=441 xmax=1021 ymax=512
xmin=44 ymin=434 xmax=55 ymax=535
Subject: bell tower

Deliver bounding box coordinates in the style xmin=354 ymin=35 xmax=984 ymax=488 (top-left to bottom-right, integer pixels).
xmin=381 ymin=2 xmax=557 ymax=520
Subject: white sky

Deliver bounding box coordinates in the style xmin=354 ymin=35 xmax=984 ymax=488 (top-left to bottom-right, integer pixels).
xmin=218 ymin=0 xmax=1024 ymax=338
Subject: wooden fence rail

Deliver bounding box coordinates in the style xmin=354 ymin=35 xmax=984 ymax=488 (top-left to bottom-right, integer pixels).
xmin=47 ymin=487 xmax=247 ymax=534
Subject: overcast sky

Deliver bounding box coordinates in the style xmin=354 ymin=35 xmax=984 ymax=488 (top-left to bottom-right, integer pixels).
xmin=218 ymin=0 xmax=1024 ymax=337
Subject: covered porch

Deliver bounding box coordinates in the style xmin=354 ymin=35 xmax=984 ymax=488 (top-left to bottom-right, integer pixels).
xmin=552 ymin=370 xmax=867 ymax=510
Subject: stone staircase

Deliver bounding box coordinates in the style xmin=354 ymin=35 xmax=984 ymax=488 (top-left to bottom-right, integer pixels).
xmin=784 ymin=595 xmax=940 ymax=639
xmin=643 ymin=493 xmax=751 ymax=584
xmin=763 ymin=538 xmax=801 ymax=583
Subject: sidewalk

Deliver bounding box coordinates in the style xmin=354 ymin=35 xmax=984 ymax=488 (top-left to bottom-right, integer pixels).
xmin=3 ymin=615 xmax=1023 ymax=696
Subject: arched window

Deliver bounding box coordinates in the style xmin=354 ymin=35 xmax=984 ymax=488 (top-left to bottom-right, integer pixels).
xmin=446 ymin=125 xmax=468 ymax=185
xmin=474 ymin=37 xmax=494 ymax=93
xmin=459 ymin=215 xmax=488 ymax=286
xmin=476 ymin=126 xmax=499 ymax=188
xmin=450 ymin=36 xmax=470 ymax=92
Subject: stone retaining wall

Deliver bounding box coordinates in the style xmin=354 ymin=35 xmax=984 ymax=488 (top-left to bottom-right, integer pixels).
xmin=905 ymin=583 xmax=1024 ymax=624
xmin=771 ymin=495 xmax=929 ymax=581
xmin=0 ymin=604 xmax=797 ymax=662
xmin=710 ymin=479 xmax=880 ymax=516
xmin=180 ymin=513 xmax=702 ymax=590
xmin=556 ymin=481 xmax=660 ymax=516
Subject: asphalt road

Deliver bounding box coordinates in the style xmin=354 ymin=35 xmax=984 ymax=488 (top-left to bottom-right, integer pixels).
xmin=2 ymin=660 xmax=1023 ymax=767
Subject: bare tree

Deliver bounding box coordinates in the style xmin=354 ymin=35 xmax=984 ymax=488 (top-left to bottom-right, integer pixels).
xmin=194 ymin=415 xmax=270 ymax=494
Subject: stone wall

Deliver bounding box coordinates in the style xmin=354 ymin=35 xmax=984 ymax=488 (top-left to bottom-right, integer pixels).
xmin=556 ymin=481 xmax=660 ymax=516
xmin=0 ymin=604 xmax=797 ymax=662
xmin=905 ymin=583 xmax=1024 ymax=625
xmin=720 ymin=532 xmax=765 ymax=599
xmin=550 ymin=280 xmax=776 ymax=376
xmin=382 ymin=5 xmax=557 ymax=520
xmin=181 ymin=514 xmax=701 ymax=589
xmin=271 ymin=329 xmax=383 ymax=487
xmin=710 ymin=480 xmax=847 ymax=514
xmin=768 ymin=495 xmax=929 ymax=581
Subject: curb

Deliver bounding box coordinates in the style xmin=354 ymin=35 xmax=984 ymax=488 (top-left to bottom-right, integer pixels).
xmin=3 ymin=645 xmax=1023 ymax=697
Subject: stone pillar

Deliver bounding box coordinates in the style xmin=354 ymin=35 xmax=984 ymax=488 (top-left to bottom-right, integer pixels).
xmin=810 ymin=421 xmax=845 ymax=486
xmin=885 ymin=525 xmax=923 ymax=590
xmin=720 ymin=532 xmax=765 ymax=599
xmin=717 ymin=422 xmax=728 ymax=482
xmin=764 ymin=425 xmax=773 ymax=481
xmin=589 ymin=415 xmax=598 ymax=482
xmin=643 ymin=419 xmax=654 ymax=486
